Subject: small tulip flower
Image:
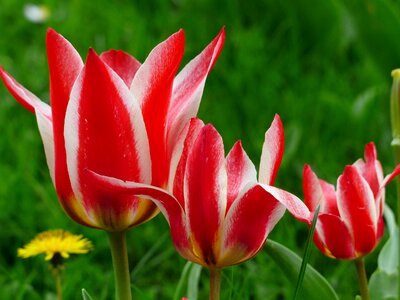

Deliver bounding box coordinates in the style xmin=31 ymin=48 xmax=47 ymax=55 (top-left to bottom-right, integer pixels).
xmin=303 ymin=142 xmax=400 ymax=260
xmin=89 ymin=115 xmax=310 ymax=299
xmin=0 ymin=28 xmax=224 ymax=232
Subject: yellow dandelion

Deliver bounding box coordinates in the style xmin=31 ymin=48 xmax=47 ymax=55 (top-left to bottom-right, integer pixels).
xmin=18 ymin=229 xmax=93 ymax=261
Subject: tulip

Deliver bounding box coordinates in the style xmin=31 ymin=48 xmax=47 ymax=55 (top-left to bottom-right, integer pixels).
xmin=89 ymin=115 xmax=310 ymax=300
xmin=1 ymin=28 xmax=225 ymax=300
xmin=303 ymin=142 xmax=400 ymax=300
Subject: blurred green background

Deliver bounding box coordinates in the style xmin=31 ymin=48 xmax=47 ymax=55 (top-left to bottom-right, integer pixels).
xmin=1 ymin=0 xmax=400 ymax=299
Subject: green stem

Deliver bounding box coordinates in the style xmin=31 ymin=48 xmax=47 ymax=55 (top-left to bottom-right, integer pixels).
xmin=54 ymin=268 xmax=62 ymax=300
xmin=209 ymin=268 xmax=221 ymax=300
xmin=390 ymin=69 xmax=400 ymax=300
xmin=107 ymin=231 xmax=132 ymax=300
xmin=354 ymin=258 xmax=370 ymax=300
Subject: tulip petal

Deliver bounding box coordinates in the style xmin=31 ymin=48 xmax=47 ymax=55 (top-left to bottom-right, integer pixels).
xmin=131 ymin=30 xmax=185 ymax=188
xmin=100 ymin=50 xmax=141 ymax=87
xmin=303 ymin=164 xmax=324 ymax=212
xmin=353 ymin=142 xmax=383 ymax=197
xmin=46 ymin=28 xmax=83 ymax=202
xmin=184 ymin=124 xmax=227 ymax=266
xmin=219 ymin=183 xmax=285 ymax=267
xmin=259 ymin=114 xmax=284 ymax=185
xmin=303 ymin=165 xmax=338 ymax=216
xmin=36 ymin=111 xmax=55 ymax=184
xmin=167 ymin=28 xmax=225 ymax=153
xmin=65 ymin=49 xmax=153 ymax=230
xmin=85 ymin=171 xmax=195 ymax=257
xmin=337 ymin=165 xmax=377 ymax=255
xmin=168 ymin=118 xmax=204 ymax=208
xmin=315 ymin=213 xmax=356 ymax=259
xmin=0 ymin=67 xmax=51 ymax=119
xmin=259 ymin=184 xmax=311 ymax=223
xmin=226 ymin=141 xmax=257 ymax=212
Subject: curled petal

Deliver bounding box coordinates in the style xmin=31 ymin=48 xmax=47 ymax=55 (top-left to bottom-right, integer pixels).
xmin=259 ymin=184 xmax=311 ymax=223
xmin=259 ymin=114 xmax=284 ymax=185
xmin=85 ymin=171 xmax=191 ymax=253
xmin=0 ymin=67 xmax=51 ymax=119
xmin=337 ymin=166 xmax=377 ymax=255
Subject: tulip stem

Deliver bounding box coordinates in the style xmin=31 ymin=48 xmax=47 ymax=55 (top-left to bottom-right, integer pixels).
xmin=209 ymin=268 xmax=221 ymax=300
xmin=107 ymin=231 xmax=132 ymax=300
xmin=354 ymin=258 xmax=370 ymax=300
xmin=390 ymin=69 xmax=400 ymax=300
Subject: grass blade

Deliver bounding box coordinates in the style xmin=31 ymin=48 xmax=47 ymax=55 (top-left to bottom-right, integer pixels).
xmin=293 ymin=204 xmax=320 ymax=299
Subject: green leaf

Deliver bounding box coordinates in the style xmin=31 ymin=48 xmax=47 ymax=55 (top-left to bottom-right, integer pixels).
xmin=368 ymin=204 xmax=398 ymax=299
xmin=266 ymin=240 xmax=339 ymax=300
xmin=293 ymin=205 xmax=320 ymax=299
xmin=369 ymin=270 xmax=398 ymax=300
xmin=187 ymin=264 xmax=202 ymax=300
xmin=82 ymin=289 xmax=93 ymax=300
xmin=173 ymin=261 xmax=193 ymax=300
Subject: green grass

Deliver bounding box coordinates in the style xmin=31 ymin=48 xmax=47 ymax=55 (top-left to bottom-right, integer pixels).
xmin=0 ymin=0 xmax=399 ymax=298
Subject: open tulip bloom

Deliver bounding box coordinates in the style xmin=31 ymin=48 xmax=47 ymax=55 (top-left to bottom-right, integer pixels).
xmin=0 ymin=28 xmax=225 ymax=300
xmin=303 ymin=143 xmax=400 ymax=299
xmin=89 ymin=115 xmax=311 ymax=299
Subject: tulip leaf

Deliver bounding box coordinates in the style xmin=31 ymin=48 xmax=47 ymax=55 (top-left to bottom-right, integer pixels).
xmin=369 ymin=270 xmax=397 ymax=300
xmin=81 ymin=289 xmax=93 ymax=300
xmin=265 ymin=240 xmax=338 ymax=300
xmin=187 ymin=263 xmax=202 ymax=300
xmin=293 ymin=205 xmax=320 ymax=299
xmin=368 ymin=204 xmax=398 ymax=299
xmin=173 ymin=261 xmax=193 ymax=300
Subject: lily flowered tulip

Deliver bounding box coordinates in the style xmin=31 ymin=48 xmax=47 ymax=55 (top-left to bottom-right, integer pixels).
xmin=89 ymin=116 xmax=310 ymax=274
xmin=303 ymin=142 xmax=400 ymax=260
xmin=0 ymin=28 xmax=224 ymax=232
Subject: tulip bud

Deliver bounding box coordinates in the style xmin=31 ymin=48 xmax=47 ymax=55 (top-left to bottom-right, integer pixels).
xmin=391 ymin=69 xmax=400 ymax=146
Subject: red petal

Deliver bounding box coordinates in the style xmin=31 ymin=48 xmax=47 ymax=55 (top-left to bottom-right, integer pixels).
xmin=219 ymin=183 xmax=285 ymax=267
xmin=64 ymin=49 xmax=153 ymax=231
xmin=36 ymin=111 xmax=55 ymax=184
xmin=316 ymin=213 xmax=356 ymax=259
xmin=353 ymin=142 xmax=382 ymax=197
xmin=169 ymin=118 xmax=204 ymax=208
xmin=259 ymin=184 xmax=311 ymax=223
xmin=166 ymin=28 xmax=225 ymax=154
xmin=46 ymin=28 xmax=83 ymax=203
xmin=100 ymin=50 xmax=141 ymax=87
xmin=337 ymin=166 xmax=378 ymax=255
xmin=259 ymin=115 xmax=284 ymax=185
xmin=303 ymin=164 xmax=323 ymax=212
xmin=226 ymin=141 xmax=257 ymax=212
xmin=184 ymin=124 xmax=227 ymax=266
xmin=86 ymin=171 xmax=189 ymax=245
xmin=0 ymin=66 xmax=51 ymax=119
xmin=131 ymin=29 xmax=185 ymax=188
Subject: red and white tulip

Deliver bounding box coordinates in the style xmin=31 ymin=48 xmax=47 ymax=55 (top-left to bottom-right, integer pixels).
xmin=303 ymin=142 xmax=400 ymax=259
xmin=0 ymin=28 xmax=225 ymax=231
xmin=89 ymin=115 xmax=310 ymax=267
